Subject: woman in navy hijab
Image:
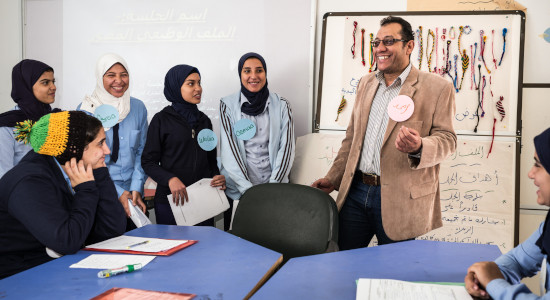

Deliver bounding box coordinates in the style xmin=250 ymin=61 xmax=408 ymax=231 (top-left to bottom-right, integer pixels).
xmin=219 ymin=52 xmax=295 ymax=226
xmin=142 ymin=64 xmax=225 ymax=225
xmin=0 ymin=59 xmax=59 ymax=178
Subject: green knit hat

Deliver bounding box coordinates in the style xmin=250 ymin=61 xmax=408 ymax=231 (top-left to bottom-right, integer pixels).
xmin=15 ymin=111 xmax=89 ymax=164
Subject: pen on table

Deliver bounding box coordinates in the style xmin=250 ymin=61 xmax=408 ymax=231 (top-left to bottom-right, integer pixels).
xmin=97 ymin=263 xmax=142 ymax=278
xmin=126 ymin=240 xmax=150 ymax=249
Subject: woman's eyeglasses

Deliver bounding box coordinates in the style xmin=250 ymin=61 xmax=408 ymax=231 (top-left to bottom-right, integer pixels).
xmin=371 ymin=38 xmax=409 ymax=48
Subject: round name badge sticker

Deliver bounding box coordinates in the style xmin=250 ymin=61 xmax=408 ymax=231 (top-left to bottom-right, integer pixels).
xmin=94 ymin=104 xmax=119 ymax=128
xmin=387 ymin=95 xmax=414 ymax=122
xmin=234 ymin=119 xmax=256 ymax=141
xmin=197 ymin=129 xmax=217 ymax=151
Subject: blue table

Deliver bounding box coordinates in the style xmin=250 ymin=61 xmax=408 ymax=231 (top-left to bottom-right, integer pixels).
xmin=0 ymin=225 xmax=282 ymax=299
xmin=252 ymin=240 xmax=501 ymax=299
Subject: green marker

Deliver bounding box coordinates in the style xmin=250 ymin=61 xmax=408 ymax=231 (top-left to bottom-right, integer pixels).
xmin=97 ymin=263 xmax=142 ymax=278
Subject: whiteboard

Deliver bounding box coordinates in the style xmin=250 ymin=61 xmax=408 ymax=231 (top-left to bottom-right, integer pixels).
xmin=316 ymin=11 xmax=524 ymax=136
xmin=291 ymin=133 xmax=517 ymax=253
xmin=24 ymin=0 xmax=313 ymax=137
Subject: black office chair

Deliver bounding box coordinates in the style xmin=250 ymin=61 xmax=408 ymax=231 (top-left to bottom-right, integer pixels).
xmin=231 ymin=183 xmax=339 ymax=262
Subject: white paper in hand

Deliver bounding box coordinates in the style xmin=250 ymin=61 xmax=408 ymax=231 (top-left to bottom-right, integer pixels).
xmin=128 ymin=199 xmax=152 ymax=228
xmin=168 ymin=178 xmax=230 ymax=226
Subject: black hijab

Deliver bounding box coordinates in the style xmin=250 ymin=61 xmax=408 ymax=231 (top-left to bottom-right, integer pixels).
xmin=0 ymin=59 xmax=58 ymax=127
xmin=534 ymin=128 xmax=550 ymax=255
xmin=238 ymin=52 xmax=270 ymax=116
xmin=164 ymin=64 xmax=201 ymax=127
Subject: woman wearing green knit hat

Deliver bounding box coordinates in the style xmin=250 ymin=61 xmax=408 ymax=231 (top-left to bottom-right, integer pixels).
xmin=0 ymin=111 xmax=126 ymax=279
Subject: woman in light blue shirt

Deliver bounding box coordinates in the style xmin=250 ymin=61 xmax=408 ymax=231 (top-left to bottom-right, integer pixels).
xmin=79 ymin=53 xmax=148 ymax=219
xmin=0 ymin=59 xmax=59 ymax=178
xmin=219 ymin=52 xmax=295 ymax=201
xmin=219 ymin=52 xmax=295 ymax=230
xmin=465 ymin=127 xmax=550 ymax=299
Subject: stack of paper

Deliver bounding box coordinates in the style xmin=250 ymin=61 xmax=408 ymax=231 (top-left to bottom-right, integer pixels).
xmin=356 ymin=279 xmax=473 ymax=300
xmin=128 ymin=199 xmax=152 ymax=228
xmin=85 ymin=235 xmax=196 ymax=256
xmin=168 ymin=178 xmax=229 ymax=226
xmin=70 ymin=254 xmax=156 ymax=269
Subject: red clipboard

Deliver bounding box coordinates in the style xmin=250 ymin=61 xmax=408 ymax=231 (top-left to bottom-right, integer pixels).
xmin=91 ymin=287 xmax=196 ymax=299
xmin=85 ymin=240 xmax=197 ymax=256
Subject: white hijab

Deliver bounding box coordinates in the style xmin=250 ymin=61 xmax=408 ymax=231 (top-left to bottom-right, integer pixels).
xmin=81 ymin=53 xmax=131 ymax=128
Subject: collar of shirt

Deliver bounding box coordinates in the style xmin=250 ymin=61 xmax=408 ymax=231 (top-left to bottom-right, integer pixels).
xmin=375 ymin=63 xmax=412 ymax=88
xmin=54 ymin=158 xmax=75 ymax=195
xmin=240 ymin=93 xmax=270 ymax=114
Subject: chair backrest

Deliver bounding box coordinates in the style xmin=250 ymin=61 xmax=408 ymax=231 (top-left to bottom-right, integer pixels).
xmin=231 ymin=183 xmax=338 ymax=261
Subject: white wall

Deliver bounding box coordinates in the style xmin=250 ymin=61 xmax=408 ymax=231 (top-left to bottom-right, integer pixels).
xmin=0 ymin=0 xmax=23 ymax=113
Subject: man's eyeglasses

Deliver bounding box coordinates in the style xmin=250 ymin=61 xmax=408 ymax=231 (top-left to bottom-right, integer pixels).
xmin=371 ymin=38 xmax=408 ymax=48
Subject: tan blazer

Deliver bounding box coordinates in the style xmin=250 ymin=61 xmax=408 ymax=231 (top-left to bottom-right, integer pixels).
xmin=325 ymin=66 xmax=457 ymax=241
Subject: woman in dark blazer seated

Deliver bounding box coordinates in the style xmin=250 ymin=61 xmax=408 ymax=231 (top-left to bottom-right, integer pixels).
xmin=0 ymin=111 xmax=126 ymax=279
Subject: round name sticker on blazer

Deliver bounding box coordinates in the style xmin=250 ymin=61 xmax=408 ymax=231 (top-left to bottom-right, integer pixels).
xmin=94 ymin=104 xmax=119 ymax=128
xmin=234 ymin=119 xmax=256 ymax=140
xmin=387 ymin=95 xmax=414 ymax=122
xmin=197 ymin=129 xmax=217 ymax=151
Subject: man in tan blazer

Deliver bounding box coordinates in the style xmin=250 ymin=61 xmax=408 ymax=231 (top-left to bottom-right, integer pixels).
xmin=312 ymin=16 xmax=456 ymax=250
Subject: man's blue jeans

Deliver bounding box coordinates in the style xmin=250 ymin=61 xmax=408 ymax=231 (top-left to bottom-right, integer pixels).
xmin=338 ymin=174 xmax=402 ymax=250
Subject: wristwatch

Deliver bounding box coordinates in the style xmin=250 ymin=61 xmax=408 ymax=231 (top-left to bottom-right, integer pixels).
xmin=408 ymin=147 xmax=422 ymax=159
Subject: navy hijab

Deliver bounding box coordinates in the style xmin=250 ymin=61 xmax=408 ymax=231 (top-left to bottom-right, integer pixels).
xmin=0 ymin=59 xmax=59 ymax=127
xmin=238 ymin=52 xmax=270 ymax=116
xmin=535 ymin=128 xmax=550 ymax=255
xmin=164 ymin=65 xmax=201 ymax=127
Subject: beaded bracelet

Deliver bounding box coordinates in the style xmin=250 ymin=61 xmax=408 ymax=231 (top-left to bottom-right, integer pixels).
xmin=479 ymin=30 xmax=491 ymax=74
xmin=351 ymin=21 xmax=358 ymax=58
xmin=417 ymin=26 xmax=423 ymax=70
xmin=449 ymin=26 xmax=456 ymax=39
xmin=459 ymin=49 xmax=469 ymax=90
xmin=496 ymin=96 xmax=506 ymax=121
xmin=335 ymin=95 xmax=346 ymax=121
xmin=491 ymin=29 xmax=498 ymax=69
xmin=458 ymin=26 xmax=464 ymax=57
xmin=361 ymin=29 xmax=366 ymax=66
xmin=434 ymin=27 xmax=439 ymax=73
xmin=369 ymin=33 xmax=375 ymax=72
xmin=427 ymin=29 xmax=435 ymax=73
xmin=499 ymin=28 xmax=508 ymax=66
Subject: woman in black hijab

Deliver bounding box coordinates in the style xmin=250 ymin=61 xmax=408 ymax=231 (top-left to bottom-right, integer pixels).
xmin=465 ymin=127 xmax=550 ymax=299
xmin=141 ymin=64 xmax=225 ymax=225
xmin=0 ymin=59 xmax=58 ymax=178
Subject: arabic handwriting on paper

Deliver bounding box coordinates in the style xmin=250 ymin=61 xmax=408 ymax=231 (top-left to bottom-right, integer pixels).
xmin=341 ymin=77 xmax=359 ymax=95
xmin=420 ymin=140 xmax=514 ymax=252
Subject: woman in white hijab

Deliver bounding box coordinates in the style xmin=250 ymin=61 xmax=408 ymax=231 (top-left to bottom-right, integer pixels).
xmin=79 ymin=53 xmax=148 ymax=224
